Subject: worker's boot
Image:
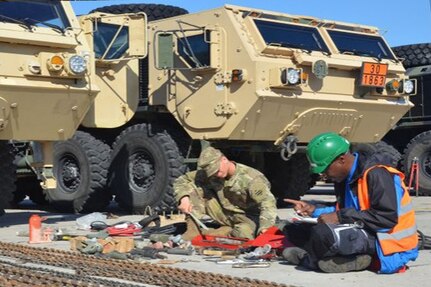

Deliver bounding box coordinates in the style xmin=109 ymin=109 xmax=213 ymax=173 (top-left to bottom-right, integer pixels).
xmin=282 ymin=247 xmax=318 ymax=270
xmin=317 ymin=254 xmax=372 ymax=273
xmin=282 ymin=247 xmax=308 ymax=265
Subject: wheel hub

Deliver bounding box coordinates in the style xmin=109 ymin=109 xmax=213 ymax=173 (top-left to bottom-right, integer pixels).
xmin=60 ymin=156 xmax=81 ymax=192
xmin=422 ymin=153 xmax=431 ymax=177
xmin=130 ymin=152 xmax=155 ymax=191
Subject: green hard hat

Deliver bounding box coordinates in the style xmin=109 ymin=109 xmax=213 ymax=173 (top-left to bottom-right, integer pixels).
xmin=306 ymin=132 xmax=350 ymax=174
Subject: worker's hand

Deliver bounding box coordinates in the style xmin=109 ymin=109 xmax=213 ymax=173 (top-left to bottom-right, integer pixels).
xmin=178 ymin=196 xmax=193 ymax=214
xmin=317 ymin=212 xmax=339 ymax=224
xmin=283 ymin=198 xmax=316 ymax=217
xmin=259 ymin=228 xmax=268 ymax=235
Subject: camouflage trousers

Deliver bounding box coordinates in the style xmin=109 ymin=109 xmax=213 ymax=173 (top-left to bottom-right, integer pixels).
xmin=182 ymin=187 xmax=258 ymax=240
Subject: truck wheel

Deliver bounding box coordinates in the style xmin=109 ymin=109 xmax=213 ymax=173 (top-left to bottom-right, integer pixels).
xmin=265 ymin=153 xmax=313 ymax=202
xmin=16 ymin=177 xmax=48 ymax=206
xmin=45 ymin=131 xmax=111 ymax=213
xmin=0 ymin=141 xmax=17 ymax=215
xmin=91 ymin=4 xmax=188 ymax=21
xmin=109 ymin=124 xmax=185 ymax=214
xmin=351 ymin=141 xmax=401 ymax=168
xmin=12 ymin=186 xmax=26 ymax=205
xmin=403 ymin=131 xmax=431 ymax=195
xmin=392 ymin=43 xmax=431 ymax=68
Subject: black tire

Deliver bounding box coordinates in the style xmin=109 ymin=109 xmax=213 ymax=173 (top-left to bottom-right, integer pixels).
xmin=264 ymin=153 xmax=313 ymax=202
xmin=91 ymin=4 xmax=188 ymax=21
xmin=12 ymin=182 xmax=26 ymax=205
xmin=109 ymin=124 xmax=185 ymax=214
xmin=392 ymin=43 xmax=431 ymax=69
xmin=0 ymin=141 xmax=17 ymax=214
xmin=45 ymin=131 xmax=111 ymax=213
xmin=351 ymin=141 xmax=401 ymax=168
xmin=402 ymin=131 xmax=431 ymax=195
xmin=15 ymin=176 xmax=48 ymax=206
xmin=225 ymin=151 xmax=265 ymax=173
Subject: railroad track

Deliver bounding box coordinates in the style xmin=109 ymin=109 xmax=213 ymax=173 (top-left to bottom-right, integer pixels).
xmin=0 ymin=241 xmax=289 ymax=287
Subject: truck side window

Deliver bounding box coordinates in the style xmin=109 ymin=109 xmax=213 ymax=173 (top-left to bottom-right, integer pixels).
xmin=0 ymin=0 xmax=70 ymax=29
xmin=177 ymin=33 xmax=210 ymax=68
xmin=93 ymin=22 xmax=129 ymax=60
xmin=254 ymin=19 xmax=329 ymax=53
xmin=327 ymin=30 xmax=394 ymax=60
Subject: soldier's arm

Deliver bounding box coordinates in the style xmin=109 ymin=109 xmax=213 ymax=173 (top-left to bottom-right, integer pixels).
xmin=173 ymin=171 xmax=198 ymax=204
xmin=249 ymin=177 xmax=277 ymax=233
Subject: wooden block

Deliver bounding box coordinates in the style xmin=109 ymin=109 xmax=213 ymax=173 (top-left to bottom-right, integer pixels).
xmin=113 ymin=237 xmax=134 ymax=253
xmin=202 ymin=249 xmax=238 ymax=256
xmin=69 ymin=236 xmax=88 ymax=251
xmin=98 ymin=238 xmax=116 ymax=254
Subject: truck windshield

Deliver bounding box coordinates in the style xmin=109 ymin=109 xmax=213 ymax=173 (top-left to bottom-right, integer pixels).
xmin=93 ymin=22 xmax=129 ymax=60
xmin=254 ymin=19 xmax=330 ymax=53
xmin=327 ymin=30 xmax=395 ymax=60
xmin=0 ymin=0 xmax=70 ymax=30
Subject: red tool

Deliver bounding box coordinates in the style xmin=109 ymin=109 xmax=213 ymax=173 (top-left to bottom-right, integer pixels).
xmin=191 ymin=226 xmax=291 ymax=251
xmin=106 ymin=223 xmax=142 ymax=236
xmin=191 ymin=234 xmax=249 ymax=250
xmin=243 ymin=226 xmax=291 ymax=249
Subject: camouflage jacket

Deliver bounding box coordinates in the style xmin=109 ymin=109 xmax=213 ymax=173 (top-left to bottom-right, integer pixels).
xmin=174 ymin=163 xmax=277 ymax=232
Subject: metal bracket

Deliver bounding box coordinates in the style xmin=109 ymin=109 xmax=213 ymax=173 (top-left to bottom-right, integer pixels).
xmin=280 ymin=135 xmax=298 ymax=161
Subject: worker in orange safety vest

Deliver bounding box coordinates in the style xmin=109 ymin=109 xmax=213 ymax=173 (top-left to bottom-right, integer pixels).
xmin=283 ymin=132 xmax=418 ymax=273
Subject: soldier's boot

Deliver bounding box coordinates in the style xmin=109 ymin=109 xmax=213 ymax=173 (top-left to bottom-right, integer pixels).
xmin=202 ymin=226 xmax=233 ymax=237
xmin=181 ymin=216 xmax=201 ymax=241
xmin=182 ymin=216 xmax=233 ymax=240
xmin=231 ymin=220 xmax=256 ymax=239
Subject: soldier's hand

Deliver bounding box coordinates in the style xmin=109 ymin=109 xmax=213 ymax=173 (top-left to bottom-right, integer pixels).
xmin=317 ymin=212 xmax=339 ymax=224
xmin=178 ymin=196 xmax=193 ymax=214
xmin=283 ymin=198 xmax=316 ymax=217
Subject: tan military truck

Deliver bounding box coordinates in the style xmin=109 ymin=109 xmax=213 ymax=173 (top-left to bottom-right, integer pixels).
xmin=0 ymin=1 xmax=415 ymax=214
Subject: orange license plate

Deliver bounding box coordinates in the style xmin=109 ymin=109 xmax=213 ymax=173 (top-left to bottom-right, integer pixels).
xmin=360 ymin=62 xmax=388 ymax=87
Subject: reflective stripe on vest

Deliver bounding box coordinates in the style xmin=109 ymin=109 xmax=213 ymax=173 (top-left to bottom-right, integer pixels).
xmin=357 ymin=165 xmax=418 ymax=255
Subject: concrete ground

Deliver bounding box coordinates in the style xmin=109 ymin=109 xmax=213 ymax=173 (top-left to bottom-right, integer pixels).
xmin=0 ymin=184 xmax=430 ymax=287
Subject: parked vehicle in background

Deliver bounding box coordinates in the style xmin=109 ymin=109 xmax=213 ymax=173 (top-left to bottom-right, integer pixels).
xmin=0 ymin=1 xmax=415 ymax=215
xmin=384 ymin=43 xmax=431 ymax=195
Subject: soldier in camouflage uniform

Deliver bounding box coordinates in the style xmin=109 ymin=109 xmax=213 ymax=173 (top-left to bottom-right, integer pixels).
xmin=174 ymin=147 xmax=277 ymax=240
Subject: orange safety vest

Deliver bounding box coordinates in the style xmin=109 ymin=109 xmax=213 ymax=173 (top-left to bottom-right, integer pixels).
xmin=357 ymin=165 xmax=418 ymax=255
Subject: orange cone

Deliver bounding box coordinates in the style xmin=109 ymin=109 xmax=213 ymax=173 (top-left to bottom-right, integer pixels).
xmin=29 ymin=214 xmax=44 ymax=244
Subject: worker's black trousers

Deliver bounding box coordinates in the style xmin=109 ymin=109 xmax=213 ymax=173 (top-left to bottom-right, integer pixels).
xmin=284 ymin=223 xmax=376 ymax=264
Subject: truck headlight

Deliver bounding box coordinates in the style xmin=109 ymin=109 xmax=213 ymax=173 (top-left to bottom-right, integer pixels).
xmin=403 ymin=80 xmax=415 ymax=94
xmin=69 ymin=55 xmax=87 ymax=74
xmin=281 ymin=68 xmax=301 ymax=85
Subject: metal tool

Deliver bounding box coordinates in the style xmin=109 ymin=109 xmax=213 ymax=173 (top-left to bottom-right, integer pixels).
xmin=189 ymin=212 xmax=209 ymax=230
xmin=232 ymin=261 xmax=271 ymax=268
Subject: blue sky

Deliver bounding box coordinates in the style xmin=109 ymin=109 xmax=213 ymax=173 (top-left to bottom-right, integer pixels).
xmin=71 ymin=0 xmax=431 ymax=47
